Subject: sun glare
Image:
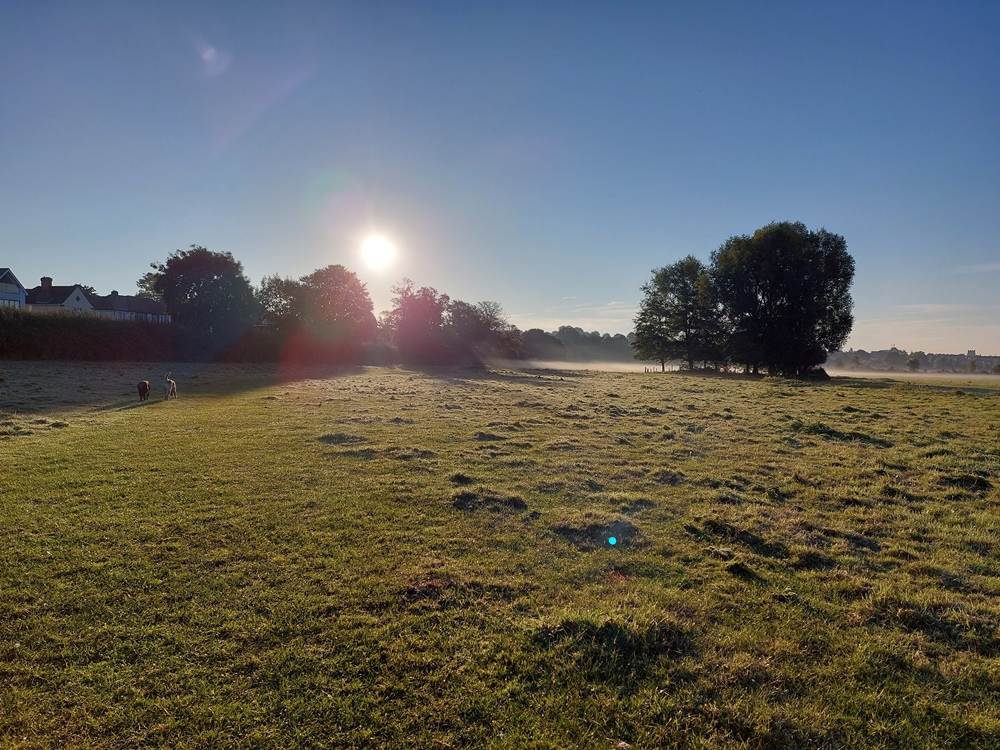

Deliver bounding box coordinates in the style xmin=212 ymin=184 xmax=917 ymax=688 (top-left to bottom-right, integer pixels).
xmin=361 ymin=235 xmax=396 ymax=270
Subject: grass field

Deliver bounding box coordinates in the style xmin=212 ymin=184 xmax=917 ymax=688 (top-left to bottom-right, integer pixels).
xmin=1 ymin=361 xmax=999 ymax=749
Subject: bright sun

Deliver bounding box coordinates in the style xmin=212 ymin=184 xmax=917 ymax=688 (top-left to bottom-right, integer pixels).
xmin=360 ymin=234 xmax=396 ymax=270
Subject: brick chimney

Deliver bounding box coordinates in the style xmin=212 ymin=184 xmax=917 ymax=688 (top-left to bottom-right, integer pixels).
xmin=41 ymin=276 xmax=52 ymax=292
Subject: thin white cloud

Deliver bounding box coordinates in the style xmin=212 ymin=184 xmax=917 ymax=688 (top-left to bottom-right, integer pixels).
xmin=192 ymin=35 xmax=233 ymax=78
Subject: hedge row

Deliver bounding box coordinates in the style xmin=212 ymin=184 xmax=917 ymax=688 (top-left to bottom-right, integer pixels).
xmin=0 ymin=309 xmax=394 ymax=365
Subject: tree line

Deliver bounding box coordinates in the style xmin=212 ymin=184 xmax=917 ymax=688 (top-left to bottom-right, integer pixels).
xmin=632 ymin=221 xmax=855 ymax=377
xmin=2 ymin=220 xmax=855 ymax=371
xmin=125 ymin=245 xmax=636 ymax=365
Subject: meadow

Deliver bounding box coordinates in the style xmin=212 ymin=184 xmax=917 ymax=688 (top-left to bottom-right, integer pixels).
xmin=1 ymin=361 xmax=998 ymax=749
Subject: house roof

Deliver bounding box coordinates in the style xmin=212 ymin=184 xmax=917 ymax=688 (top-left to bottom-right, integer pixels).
xmin=0 ymin=268 xmax=27 ymax=292
xmin=90 ymin=292 xmax=167 ymax=315
xmin=23 ymin=278 xmax=168 ymax=316
xmin=25 ymin=284 xmax=89 ymax=305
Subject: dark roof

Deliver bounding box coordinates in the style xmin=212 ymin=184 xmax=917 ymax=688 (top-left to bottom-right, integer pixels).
xmin=24 ymin=280 xmax=168 ymax=316
xmin=25 ymin=284 xmax=88 ymax=305
xmin=90 ymin=292 xmax=167 ymax=315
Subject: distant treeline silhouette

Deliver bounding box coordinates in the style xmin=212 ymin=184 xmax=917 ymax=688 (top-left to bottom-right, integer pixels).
xmin=5 ymin=222 xmax=861 ymax=373
xmin=0 ymin=306 xmax=639 ymax=365
xmin=0 ymin=245 xmax=648 ymax=365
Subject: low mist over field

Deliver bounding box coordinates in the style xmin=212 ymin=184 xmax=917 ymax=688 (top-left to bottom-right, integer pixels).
xmin=825 ymin=368 xmax=1000 ymax=384
xmin=510 ymin=360 xmax=661 ymax=373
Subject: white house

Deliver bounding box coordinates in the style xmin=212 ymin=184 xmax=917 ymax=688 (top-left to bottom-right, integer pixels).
xmin=90 ymin=290 xmax=171 ymax=323
xmin=25 ymin=277 xmax=95 ymax=313
xmin=24 ymin=276 xmax=170 ymax=322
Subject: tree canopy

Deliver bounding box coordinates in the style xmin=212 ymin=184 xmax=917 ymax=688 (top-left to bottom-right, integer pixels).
xmin=297 ymin=265 xmax=376 ymax=342
xmin=142 ymin=246 xmax=260 ymax=343
xmin=379 ymin=279 xmax=522 ymax=365
xmin=382 ymin=279 xmax=452 ymax=364
xmin=521 ymin=329 xmax=567 ymax=361
xmin=257 ymin=265 xmax=376 ymax=363
xmin=445 ymin=299 xmax=521 ymax=361
xmin=713 ymin=222 xmax=854 ymax=375
xmin=632 ymin=256 xmax=720 ymax=371
xmin=633 ymin=222 xmax=855 ymax=376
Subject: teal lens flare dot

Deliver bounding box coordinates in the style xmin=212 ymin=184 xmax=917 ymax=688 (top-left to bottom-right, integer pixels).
xmin=608 ymin=537 xmax=617 ymax=545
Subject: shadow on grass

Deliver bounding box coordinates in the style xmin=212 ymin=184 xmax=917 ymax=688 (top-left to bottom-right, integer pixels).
xmin=552 ymin=518 xmax=642 ymax=550
xmin=0 ymin=361 xmax=378 ymax=416
xmin=400 ymin=363 xmax=582 ymax=385
xmin=791 ymin=420 xmax=893 ymax=448
xmin=4 ymin=361 xmax=575 ymax=417
xmin=867 ymin=596 xmax=1000 ymax=655
xmin=699 ymin=519 xmax=791 ymax=559
xmin=452 ymin=487 xmax=528 ymax=512
xmin=533 ymin=616 xmax=695 ymax=685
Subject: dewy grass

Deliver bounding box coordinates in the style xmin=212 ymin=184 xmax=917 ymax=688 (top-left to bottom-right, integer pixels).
xmin=1 ymin=363 xmax=999 ymax=748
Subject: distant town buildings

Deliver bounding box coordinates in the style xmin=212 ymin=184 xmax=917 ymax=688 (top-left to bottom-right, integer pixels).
xmin=827 ymin=347 xmax=998 ymax=374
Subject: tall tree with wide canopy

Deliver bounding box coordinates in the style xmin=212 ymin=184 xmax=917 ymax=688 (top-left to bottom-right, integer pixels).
xmin=521 ymin=329 xmax=567 ymax=361
xmin=712 ymin=222 xmax=854 ymax=376
xmin=257 ymin=265 xmax=375 ymax=363
xmin=632 ymin=255 xmax=719 ymax=371
xmin=298 ymin=265 xmax=376 ymax=343
xmin=382 ymin=278 xmax=451 ymax=363
xmin=445 ymin=299 xmax=521 ymax=361
xmin=256 ymin=274 xmax=301 ymax=333
xmin=143 ymin=245 xmax=260 ymax=340
xmin=631 ymin=277 xmax=673 ymax=371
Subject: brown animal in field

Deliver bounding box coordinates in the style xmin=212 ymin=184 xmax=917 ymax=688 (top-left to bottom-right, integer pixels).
xmin=164 ymin=372 xmax=177 ymax=400
xmin=137 ymin=380 xmax=151 ymax=401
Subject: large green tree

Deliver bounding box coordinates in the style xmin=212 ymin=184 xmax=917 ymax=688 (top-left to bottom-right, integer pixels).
xmin=382 ymin=279 xmax=451 ymax=363
xmin=142 ymin=245 xmax=260 ymax=340
xmin=632 ymin=276 xmax=673 ymax=371
xmin=711 ymin=222 xmax=854 ymax=376
xmin=632 ymin=255 xmax=719 ymax=371
xmin=257 ymin=265 xmax=376 ymax=363
xmin=297 ymin=265 xmax=377 ymax=343
xmin=521 ymin=329 xmax=567 ymax=361
xmin=445 ymin=299 xmax=521 ymax=361
xmin=256 ymin=274 xmax=301 ymax=333
xmin=258 ymin=265 xmax=375 ymax=340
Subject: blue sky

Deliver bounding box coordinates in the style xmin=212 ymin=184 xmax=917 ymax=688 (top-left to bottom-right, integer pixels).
xmin=2 ymin=1 xmax=998 ymax=354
